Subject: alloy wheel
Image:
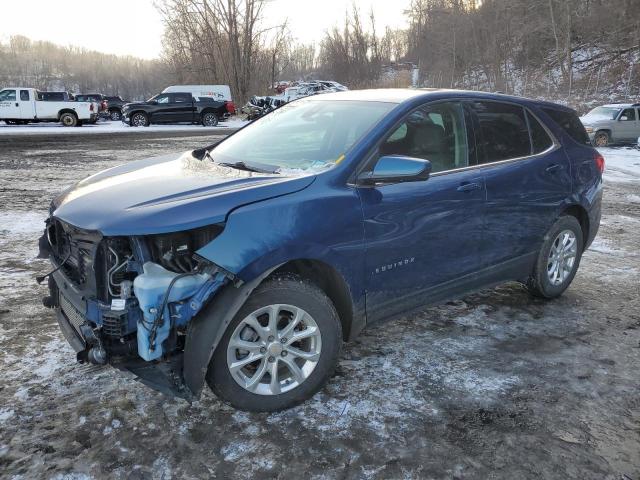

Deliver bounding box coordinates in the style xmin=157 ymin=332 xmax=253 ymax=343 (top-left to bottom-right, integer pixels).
xmin=594 ymin=133 xmax=609 ymax=147
xmin=203 ymin=113 xmax=218 ymax=127
xmin=547 ymin=229 xmax=577 ymax=285
xmin=226 ymin=304 xmax=322 ymax=395
xmin=132 ymin=113 xmax=147 ymax=127
xmin=110 ymin=110 xmax=121 ymax=121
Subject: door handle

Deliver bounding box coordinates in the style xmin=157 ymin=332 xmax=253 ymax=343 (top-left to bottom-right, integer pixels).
xmin=15 ymin=103 xmax=19 ymax=107
xmin=545 ymin=164 xmax=562 ymax=173
xmin=457 ymin=182 xmax=481 ymax=192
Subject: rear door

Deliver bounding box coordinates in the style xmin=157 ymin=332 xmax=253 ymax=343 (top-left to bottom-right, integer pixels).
xmin=468 ymin=100 xmax=571 ymax=267
xmin=171 ymin=93 xmax=196 ymax=122
xmin=19 ymin=89 xmax=35 ymax=118
xmin=0 ymin=89 xmax=21 ymax=119
xmin=359 ymin=101 xmax=486 ymax=322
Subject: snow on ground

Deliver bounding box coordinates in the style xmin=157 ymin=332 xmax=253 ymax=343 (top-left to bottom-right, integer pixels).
xmin=599 ymin=146 xmax=640 ymax=183
xmin=0 ymin=134 xmax=638 ymax=479
xmin=0 ymin=118 xmax=248 ymax=135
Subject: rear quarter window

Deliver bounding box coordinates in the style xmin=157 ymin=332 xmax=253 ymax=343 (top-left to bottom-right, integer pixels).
xmin=542 ymin=108 xmax=590 ymax=145
xmin=526 ymin=111 xmax=554 ymax=153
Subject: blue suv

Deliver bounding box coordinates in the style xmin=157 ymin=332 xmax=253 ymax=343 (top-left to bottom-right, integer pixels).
xmin=39 ymin=89 xmax=604 ymax=411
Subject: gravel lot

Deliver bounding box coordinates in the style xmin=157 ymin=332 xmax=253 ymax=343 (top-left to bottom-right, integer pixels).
xmin=0 ymin=132 xmax=638 ymax=479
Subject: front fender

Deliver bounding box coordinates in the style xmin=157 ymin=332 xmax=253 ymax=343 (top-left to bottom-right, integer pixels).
xmin=183 ymin=266 xmax=277 ymax=395
xmin=195 ymin=185 xmax=365 ymax=284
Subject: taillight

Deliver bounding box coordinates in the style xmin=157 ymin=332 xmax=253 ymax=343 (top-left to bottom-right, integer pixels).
xmin=90 ymin=103 xmax=94 ymax=112
xmin=594 ymin=152 xmax=605 ymax=174
xmin=225 ymin=101 xmax=235 ymax=114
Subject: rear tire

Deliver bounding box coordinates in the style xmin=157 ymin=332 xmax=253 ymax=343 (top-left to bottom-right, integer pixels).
xmin=201 ymin=111 xmax=218 ymax=127
xmin=109 ymin=109 xmax=122 ymax=121
xmin=60 ymin=112 xmax=78 ymax=127
xmin=593 ymin=130 xmax=610 ymax=147
xmin=527 ymin=216 xmax=583 ymax=299
xmin=206 ymin=275 xmax=342 ymax=412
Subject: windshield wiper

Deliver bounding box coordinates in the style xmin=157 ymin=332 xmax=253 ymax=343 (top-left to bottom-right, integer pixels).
xmin=192 ymin=146 xmax=279 ymax=174
xmin=217 ymin=161 xmax=279 ymax=174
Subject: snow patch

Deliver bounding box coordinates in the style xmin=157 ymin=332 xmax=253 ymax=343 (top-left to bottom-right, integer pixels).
xmin=0 ymin=118 xmax=248 ymax=136
xmin=0 ymin=408 xmax=15 ymax=422
xmin=0 ymin=210 xmax=47 ymax=235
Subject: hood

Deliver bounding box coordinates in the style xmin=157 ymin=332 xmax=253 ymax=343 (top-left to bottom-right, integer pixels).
xmin=123 ymin=102 xmax=149 ymax=108
xmin=52 ymin=151 xmax=316 ymax=236
xmin=579 ymin=114 xmax=611 ymax=125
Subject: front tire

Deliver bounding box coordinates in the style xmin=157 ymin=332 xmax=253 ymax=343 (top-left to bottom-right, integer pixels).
xmin=60 ymin=112 xmax=78 ymax=127
xmin=206 ymin=275 xmax=342 ymax=412
xmin=131 ymin=112 xmax=149 ymax=127
xmin=593 ymin=130 xmax=610 ymax=147
xmin=527 ymin=216 xmax=583 ymax=299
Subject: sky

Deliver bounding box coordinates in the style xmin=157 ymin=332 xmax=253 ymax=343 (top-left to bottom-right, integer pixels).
xmin=0 ymin=0 xmax=410 ymax=60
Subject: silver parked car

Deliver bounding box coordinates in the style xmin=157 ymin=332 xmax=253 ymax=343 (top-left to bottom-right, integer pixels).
xmin=580 ymin=103 xmax=640 ymax=146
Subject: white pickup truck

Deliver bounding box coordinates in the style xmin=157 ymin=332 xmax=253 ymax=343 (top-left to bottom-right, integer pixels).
xmin=0 ymin=87 xmax=97 ymax=127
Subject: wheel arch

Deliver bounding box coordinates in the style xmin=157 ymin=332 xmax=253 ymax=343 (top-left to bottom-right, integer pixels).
xmin=183 ymin=256 xmax=359 ymax=397
xmin=57 ymin=109 xmax=77 ymax=120
xmin=560 ymin=204 xmax=589 ymax=250
xmin=129 ymin=110 xmax=149 ymax=121
xmin=270 ymin=258 xmax=354 ymax=341
xmin=594 ymin=128 xmax=612 ymax=143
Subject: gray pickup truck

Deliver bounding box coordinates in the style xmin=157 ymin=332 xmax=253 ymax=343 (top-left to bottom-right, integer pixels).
xmin=580 ymin=103 xmax=640 ymax=147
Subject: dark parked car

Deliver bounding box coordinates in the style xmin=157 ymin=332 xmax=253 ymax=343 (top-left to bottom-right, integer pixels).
xmin=121 ymin=92 xmax=228 ymax=127
xmin=104 ymin=96 xmax=128 ymax=121
xmin=39 ymin=89 xmax=603 ymax=412
xmin=38 ymin=91 xmax=72 ymax=101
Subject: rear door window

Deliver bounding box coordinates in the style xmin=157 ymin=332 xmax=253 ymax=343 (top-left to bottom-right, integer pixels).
xmin=469 ymin=101 xmax=531 ymax=163
xmin=173 ymin=93 xmax=192 ymax=103
xmin=20 ymin=90 xmax=30 ymax=101
xmin=541 ymin=108 xmax=590 ymax=145
xmin=527 ymin=111 xmax=554 ymax=153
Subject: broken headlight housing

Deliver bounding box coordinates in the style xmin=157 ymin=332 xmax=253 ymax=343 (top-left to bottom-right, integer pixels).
xmin=146 ymin=224 xmax=224 ymax=273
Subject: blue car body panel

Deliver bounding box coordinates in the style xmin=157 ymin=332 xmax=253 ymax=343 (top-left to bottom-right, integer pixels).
xmin=45 ymin=88 xmax=603 ymax=369
xmin=52 ymin=151 xmax=316 ymax=236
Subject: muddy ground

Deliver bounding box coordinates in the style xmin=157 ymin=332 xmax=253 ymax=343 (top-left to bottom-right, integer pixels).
xmin=0 ymin=132 xmax=638 ymax=480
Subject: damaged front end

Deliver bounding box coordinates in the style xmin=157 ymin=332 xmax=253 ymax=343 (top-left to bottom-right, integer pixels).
xmin=39 ymin=218 xmax=234 ymax=398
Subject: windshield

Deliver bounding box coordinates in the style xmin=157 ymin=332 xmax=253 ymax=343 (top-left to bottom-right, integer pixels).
xmin=586 ymin=106 xmax=621 ymax=119
xmin=210 ymin=99 xmax=395 ymax=172
xmin=0 ymin=89 xmax=16 ymax=101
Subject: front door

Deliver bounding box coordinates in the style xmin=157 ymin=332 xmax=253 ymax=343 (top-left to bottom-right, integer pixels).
xmin=0 ymin=89 xmax=21 ymax=120
xmin=359 ymin=101 xmax=486 ymax=322
xmin=616 ymin=107 xmax=639 ymax=142
xmin=151 ymin=93 xmax=172 ymax=122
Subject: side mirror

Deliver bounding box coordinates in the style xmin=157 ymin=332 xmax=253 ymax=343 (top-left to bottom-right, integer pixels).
xmin=149 ymin=100 xmax=158 ymax=105
xmin=358 ymin=155 xmax=432 ymax=186
xmin=620 ymin=115 xmax=628 ymax=121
